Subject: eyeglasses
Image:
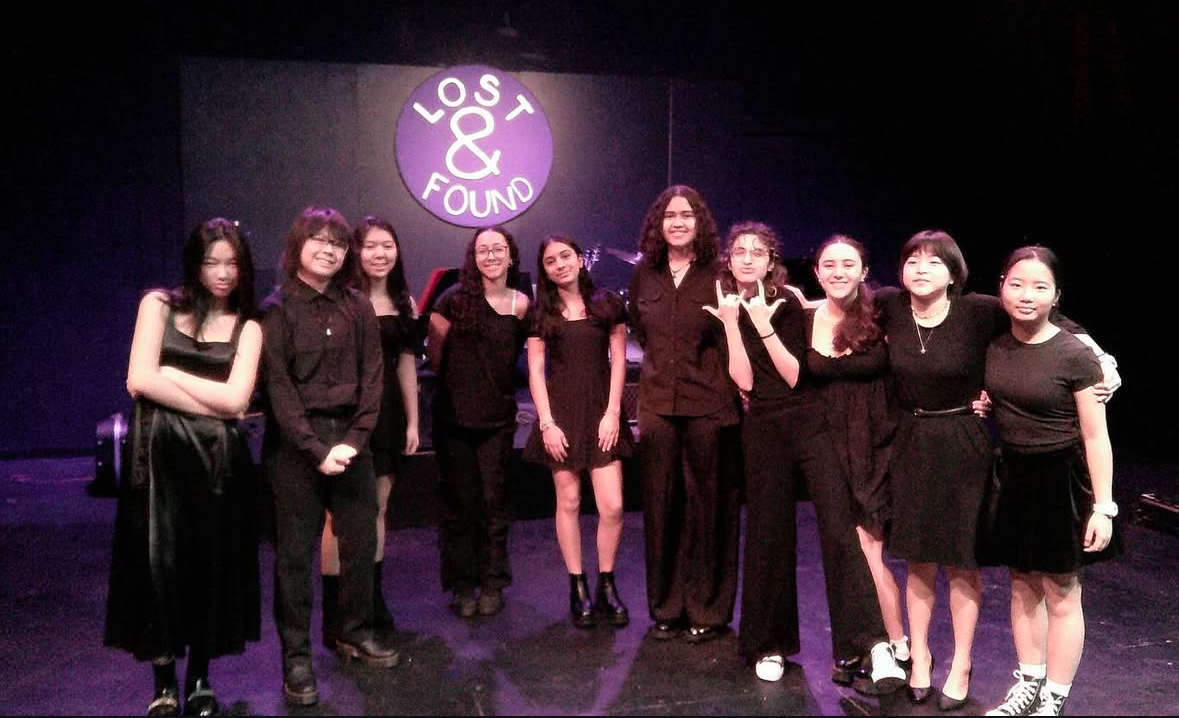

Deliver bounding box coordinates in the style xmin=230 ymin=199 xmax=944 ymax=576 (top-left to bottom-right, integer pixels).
xmin=476 ymin=245 xmax=509 ymax=259
xmin=730 ymin=248 xmax=771 ymax=261
xmin=307 ymin=235 xmax=348 ymax=250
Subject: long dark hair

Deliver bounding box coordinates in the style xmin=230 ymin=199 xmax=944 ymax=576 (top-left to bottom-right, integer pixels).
xmin=898 ymin=229 xmax=968 ymax=297
xmin=532 ymin=234 xmax=613 ymax=341
xmin=813 ymin=234 xmax=883 ymax=354
xmin=719 ymin=221 xmax=790 ymax=298
xmin=347 ymin=215 xmax=416 ymax=334
xmin=166 ymin=218 xmax=256 ymax=338
xmin=637 ymin=185 xmax=720 ymax=268
xmin=447 ymin=225 xmax=522 ymax=329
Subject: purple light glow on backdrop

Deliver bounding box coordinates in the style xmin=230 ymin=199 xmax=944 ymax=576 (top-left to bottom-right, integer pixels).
xmin=395 ymin=65 xmax=553 ymax=228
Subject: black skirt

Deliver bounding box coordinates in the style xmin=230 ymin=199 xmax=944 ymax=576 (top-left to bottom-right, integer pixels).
xmin=989 ymin=442 xmax=1123 ymax=574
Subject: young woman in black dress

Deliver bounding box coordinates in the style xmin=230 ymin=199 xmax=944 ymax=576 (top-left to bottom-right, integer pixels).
xmin=523 ymin=235 xmax=633 ymax=627
xmin=106 ymin=218 xmax=262 ymax=716
xmin=319 ymin=216 xmax=419 ymax=644
xmin=983 ymin=246 xmax=1120 ymax=717
xmin=427 ymin=225 xmax=531 ymax=619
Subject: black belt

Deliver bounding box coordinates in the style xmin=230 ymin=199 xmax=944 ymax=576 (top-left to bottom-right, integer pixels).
xmin=911 ymin=405 xmax=974 ymax=418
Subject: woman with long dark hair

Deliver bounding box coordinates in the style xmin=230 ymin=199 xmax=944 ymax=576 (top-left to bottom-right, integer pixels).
xmin=523 ymin=234 xmax=633 ymax=627
xmin=105 ymin=218 xmax=262 ymax=716
xmin=318 ymin=216 xmax=419 ymax=645
xmin=427 ymin=225 xmax=531 ymax=619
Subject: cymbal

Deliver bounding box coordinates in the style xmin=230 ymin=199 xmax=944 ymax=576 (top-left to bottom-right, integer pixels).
xmin=604 ymin=248 xmax=643 ymax=265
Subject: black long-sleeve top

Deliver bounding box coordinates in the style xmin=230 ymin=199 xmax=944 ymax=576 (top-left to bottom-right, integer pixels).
xmin=627 ymin=260 xmax=738 ymax=423
xmin=260 ymin=277 xmax=383 ymax=464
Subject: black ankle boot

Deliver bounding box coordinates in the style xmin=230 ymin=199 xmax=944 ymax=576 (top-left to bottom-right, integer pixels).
xmin=569 ymin=573 xmax=594 ymax=628
xmin=593 ymin=571 xmax=629 ymax=626
xmin=321 ymin=574 xmax=339 ymax=650
xmin=372 ymin=560 xmax=395 ymax=631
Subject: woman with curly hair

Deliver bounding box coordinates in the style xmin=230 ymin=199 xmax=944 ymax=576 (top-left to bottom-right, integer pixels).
xmin=427 ymin=225 xmax=531 ymax=619
xmin=627 ymin=185 xmax=742 ymax=643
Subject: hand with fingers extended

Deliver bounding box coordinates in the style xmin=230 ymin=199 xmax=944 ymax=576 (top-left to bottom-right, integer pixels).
xmin=739 ymin=279 xmax=787 ymax=337
xmin=702 ymin=279 xmax=742 ymax=326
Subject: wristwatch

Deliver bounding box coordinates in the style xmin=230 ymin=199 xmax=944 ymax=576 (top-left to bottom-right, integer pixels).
xmin=1092 ymin=501 xmax=1118 ymax=518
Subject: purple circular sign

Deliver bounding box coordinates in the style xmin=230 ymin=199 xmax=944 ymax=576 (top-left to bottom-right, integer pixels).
xmin=395 ymin=65 xmax=553 ymax=228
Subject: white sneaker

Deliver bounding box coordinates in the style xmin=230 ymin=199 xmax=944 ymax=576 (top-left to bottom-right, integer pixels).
xmin=986 ymin=671 xmax=1046 ymax=716
xmin=869 ymin=641 xmax=906 ymax=693
xmin=755 ymin=654 xmax=785 ymax=682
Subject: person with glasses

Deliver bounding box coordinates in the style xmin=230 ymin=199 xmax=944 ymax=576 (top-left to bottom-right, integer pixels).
xmin=260 ymin=206 xmax=399 ymax=708
xmin=105 ymin=218 xmax=262 ymax=716
xmin=316 ymin=216 xmax=420 ymax=649
xmin=426 ymin=225 xmax=531 ymax=619
xmin=627 ymin=185 xmax=742 ymax=643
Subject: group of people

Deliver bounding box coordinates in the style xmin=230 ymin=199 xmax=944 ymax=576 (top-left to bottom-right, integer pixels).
xmin=103 ymin=187 xmax=1123 ymax=717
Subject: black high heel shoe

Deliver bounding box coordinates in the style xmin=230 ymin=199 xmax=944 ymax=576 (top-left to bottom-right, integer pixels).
xmin=907 ymin=653 xmax=936 ymax=704
xmin=937 ymin=667 xmax=972 ymax=711
xmin=185 ymin=678 xmax=219 ymax=716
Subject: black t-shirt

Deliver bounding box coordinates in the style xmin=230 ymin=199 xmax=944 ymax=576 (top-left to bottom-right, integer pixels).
xmin=986 ymin=329 xmax=1103 ymax=452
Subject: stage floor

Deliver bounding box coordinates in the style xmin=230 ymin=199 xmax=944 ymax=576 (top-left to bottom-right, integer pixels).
xmin=1 ymin=450 xmax=1177 ymax=715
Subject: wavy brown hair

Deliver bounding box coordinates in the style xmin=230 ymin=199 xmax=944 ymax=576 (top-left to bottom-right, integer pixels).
xmin=719 ymin=221 xmax=790 ymax=298
xmin=814 ymin=234 xmax=883 ymax=354
xmin=637 ymin=185 xmax=720 ymax=268
xmin=446 ymin=225 xmax=522 ymax=329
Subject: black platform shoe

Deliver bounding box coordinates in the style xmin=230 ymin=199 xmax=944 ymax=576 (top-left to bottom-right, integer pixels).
xmin=184 ymin=678 xmax=219 ymax=716
xmin=147 ymin=686 xmax=180 ymax=716
xmin=592 ymin=571 xmax=629 ymax=627
xmin=569 ymin=573 xmax=594 ymax=627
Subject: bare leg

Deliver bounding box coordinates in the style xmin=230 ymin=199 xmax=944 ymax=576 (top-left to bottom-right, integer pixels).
xmin=906 ymin=561 xmax=937 ymax=689
xmin=321 ymin=513 xmax=340 ymax=575
xmin=374 ymin=474 xmax=393 ymax=561
xmin=1041 ymin=571 xmax=1084 ymax=685
xmin=942 ymin=567 xmax=982 ymax=700
xmin=552 ymin=469 xmax=583 ymax=574
xmin=1010 ymin=570 xmax=1048 ymax=665
xmin=857 ymin=525 xmax=906 ymax=641
xmin=590 ymin=461 xmax=624 ymax=572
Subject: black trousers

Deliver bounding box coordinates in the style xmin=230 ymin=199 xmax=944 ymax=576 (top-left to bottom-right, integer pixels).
xmin=637 ymin=410 xmax=741 ymax=628
xmin=269 ymin=415 xmax=377 ymax=672
xmin=433 ymin=421 xmax=515 ymax=593
xmin=738 ymin=406 xmax=884 ymax=661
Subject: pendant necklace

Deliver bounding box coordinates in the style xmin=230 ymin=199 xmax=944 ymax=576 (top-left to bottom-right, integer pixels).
xmin=915 ymin=322 xmax=933 ymax=354
xmin=911 ymin=299 xmax=950 ymax=354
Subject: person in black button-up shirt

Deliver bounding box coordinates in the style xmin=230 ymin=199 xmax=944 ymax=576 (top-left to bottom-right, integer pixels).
xmin=626 ymin=185 xmax=741 ymax=643
xmin=260 ymin=207 xmax=397 ymax=707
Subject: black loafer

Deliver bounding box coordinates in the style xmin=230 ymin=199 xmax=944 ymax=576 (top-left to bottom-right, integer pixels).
xmin=184 ymin=678 xmax=219 ymax=716
xmin=283 ymin=665 xmax=318 ymax=707
xmin=684 ymin=624 xmax=728 ymax=644
xmin=649 ymin=620 xmax=683 ymax=640
xmin=831 ymin=655 xmax=863 ymax=685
